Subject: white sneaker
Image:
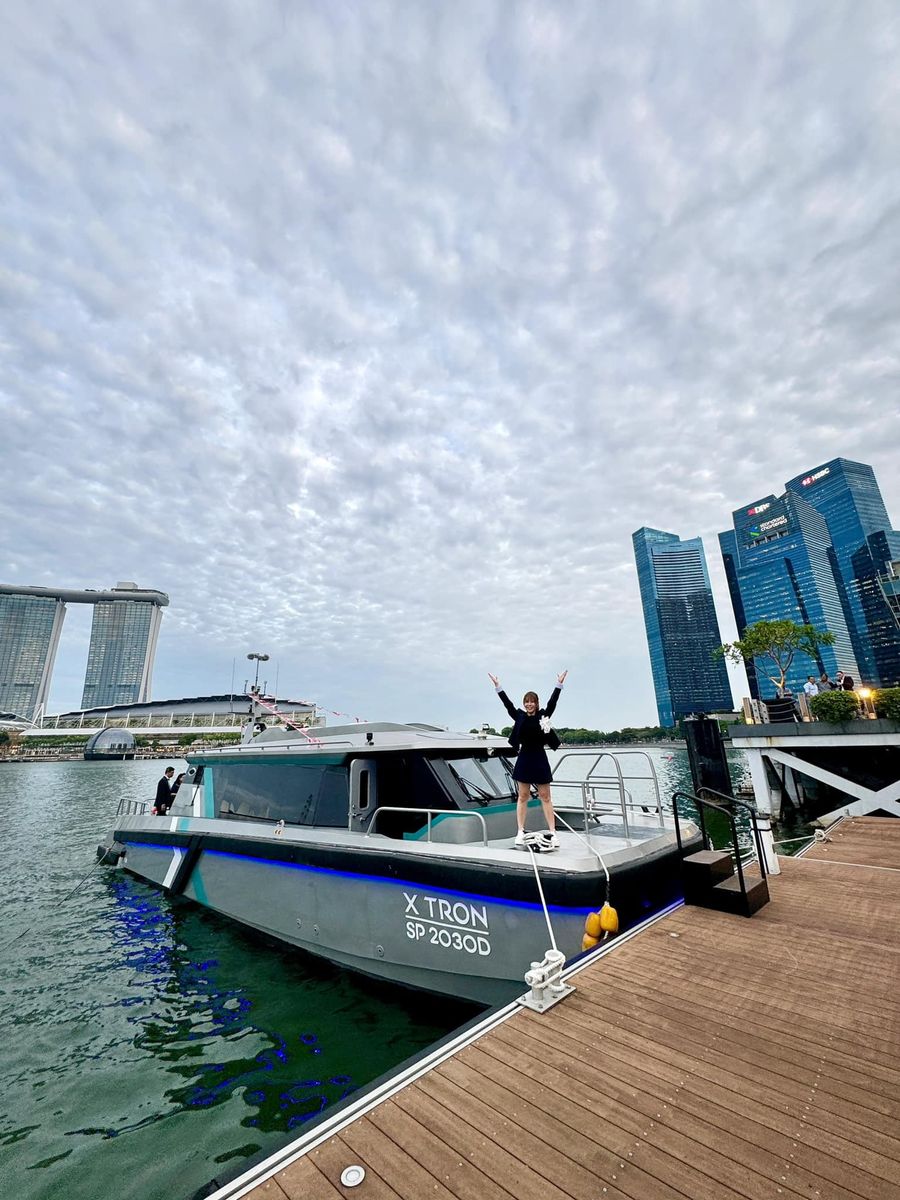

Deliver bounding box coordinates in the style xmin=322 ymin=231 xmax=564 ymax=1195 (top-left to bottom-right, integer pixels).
xmin=542 ymin=832 xmax=560 ymax=851
xmin=514 ymin=830 xmax=527 ymax=846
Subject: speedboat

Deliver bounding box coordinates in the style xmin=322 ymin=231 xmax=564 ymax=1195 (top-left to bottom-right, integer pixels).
xmin=98 ymin=716 xmax=699 ymax=1005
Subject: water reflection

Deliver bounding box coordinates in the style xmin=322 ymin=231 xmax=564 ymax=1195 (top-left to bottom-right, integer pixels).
xmin=90 ymin=871 xmax=470 ymax=1142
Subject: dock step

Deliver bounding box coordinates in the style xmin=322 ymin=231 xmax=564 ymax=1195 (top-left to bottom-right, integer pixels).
xmin=681 ymin=849 xmax=734 ymax=904
xmin=709 ymin=874 xmax=770 ymax=917
xmin=680 ymin=850 xmax=770 ymax=916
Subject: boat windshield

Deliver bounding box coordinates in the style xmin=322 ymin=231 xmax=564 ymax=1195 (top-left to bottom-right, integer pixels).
xmin=447 ymin=754 xmax=515 ymax=805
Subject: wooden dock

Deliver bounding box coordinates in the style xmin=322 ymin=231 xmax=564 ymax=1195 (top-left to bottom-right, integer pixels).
xmin=225 ymin=817 xmax=900 ymax=1200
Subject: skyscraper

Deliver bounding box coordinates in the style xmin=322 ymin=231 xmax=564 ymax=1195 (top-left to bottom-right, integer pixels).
xmin=719 ymin=491 xmax=857 ymax=699
xmin=0 ymin=583 xmax=168 ymax=718
xmin=878 ymin=560 xmax=900 ymax=629
xmin=785 ymin=459 xmax=900 ymax=686
xmin=0 ymin=591 xmax=66 ymax=718
xmin=633 ymin=528 xmax=733 ymax=727
xmin=81 ymin=583 xmax=166 ymax=708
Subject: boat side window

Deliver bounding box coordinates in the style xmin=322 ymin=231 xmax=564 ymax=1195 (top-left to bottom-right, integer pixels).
xmin=314 ymin=766 xmax=350 ymax=827
xmin=215 ymin=761 xmax=348 ymax=826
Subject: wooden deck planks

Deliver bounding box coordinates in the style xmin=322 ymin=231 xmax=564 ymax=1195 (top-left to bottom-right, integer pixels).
xmin=243 ymin=818 xmax=900 ymax=1200
xmin=511 ymin=1002 xmax=897 ymax=1199
xmin=476 ymin=1025 xmax=882 ymax=1200
xmin=365 ymin=1097 xmax=522 ymax=1200
xmin=804 ymin=816 xmax=900 ymax=870
xmin=574 ymin=952 xmax=900 ymax=1095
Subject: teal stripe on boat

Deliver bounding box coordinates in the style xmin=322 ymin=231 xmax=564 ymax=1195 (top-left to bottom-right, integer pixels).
xmin=402 ymin=798 xmax=540 ymax=840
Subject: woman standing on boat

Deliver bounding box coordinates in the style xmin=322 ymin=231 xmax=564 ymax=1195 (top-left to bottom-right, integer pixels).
xmin=488 ymin=670 xmax=568 ymax=849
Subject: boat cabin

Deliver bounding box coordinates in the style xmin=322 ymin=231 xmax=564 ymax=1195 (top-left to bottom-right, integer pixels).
xmin=182 ymin=722 xmax=521 ymax=843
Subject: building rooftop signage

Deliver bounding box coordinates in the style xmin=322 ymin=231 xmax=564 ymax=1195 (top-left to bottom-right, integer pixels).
xmin=801 ymin=467 xmax=830 ymax=487
xmin=747 ymin=503 xmax=770 ymax=516
xmin=746 ymin=512 xmax=789 ymax=543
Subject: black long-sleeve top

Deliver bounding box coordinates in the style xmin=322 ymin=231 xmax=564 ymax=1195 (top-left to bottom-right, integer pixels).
xmin=497 ymin=687 xmax=561 ymax=752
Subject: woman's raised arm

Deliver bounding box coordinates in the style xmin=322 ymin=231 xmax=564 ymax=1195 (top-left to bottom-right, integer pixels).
xmin=544 ymin=670 xmax=567 ymax=717
xmin=489 ymin=673 xmax=518 ymax=720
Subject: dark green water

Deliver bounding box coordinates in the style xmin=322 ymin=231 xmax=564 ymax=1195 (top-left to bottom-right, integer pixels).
xmin=0 ymin=761 xmax=477 ymax=1200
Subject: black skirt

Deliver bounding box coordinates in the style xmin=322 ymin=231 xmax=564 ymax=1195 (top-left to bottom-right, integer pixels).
xmin=513 ymin=748 xmax=553 ymax=785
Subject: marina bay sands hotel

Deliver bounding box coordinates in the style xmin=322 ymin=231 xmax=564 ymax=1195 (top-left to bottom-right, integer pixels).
xmin=0 ymin=582 xmax=168 ymax=720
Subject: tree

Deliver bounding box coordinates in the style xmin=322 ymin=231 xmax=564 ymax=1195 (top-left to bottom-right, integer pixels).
xmin=715 ymin=619 xmax=835 ymax=693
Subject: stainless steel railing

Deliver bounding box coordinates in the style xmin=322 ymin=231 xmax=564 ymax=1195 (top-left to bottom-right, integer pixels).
xmin=115 ymin=798 xmax=151 ymax=816
xmin=551 ymin=749 xmax=666 ymax=838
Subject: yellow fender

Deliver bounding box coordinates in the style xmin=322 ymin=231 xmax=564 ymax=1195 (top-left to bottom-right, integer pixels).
xmin=599 ymin=902 xmax=619 ymax=933
xmin=581 ymin=933 xmax=600 ymax=951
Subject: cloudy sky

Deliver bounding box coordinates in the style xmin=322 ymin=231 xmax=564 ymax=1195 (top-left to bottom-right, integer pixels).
xmin=3 ymin=1 xmax=900 ymax=731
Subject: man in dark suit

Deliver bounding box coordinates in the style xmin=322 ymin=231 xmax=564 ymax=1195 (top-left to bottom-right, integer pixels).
xmin=154 ymin=766 xmax=175 ymax=815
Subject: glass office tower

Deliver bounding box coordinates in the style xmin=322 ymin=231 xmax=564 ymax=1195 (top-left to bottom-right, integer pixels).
xmin=0 ymin=592 xmax=66 ymax=718
xmin=633 ymin=528 xmax=733 ymax=727
xmin=81 ymin=584 xmax=165 ymax=709
xmin=785 ymin=459 xmax=900 ymax=686
xmin=718 ymin=492 xmax=858 ymax=699
xmin=878 ymin=560 xmax=900 ymax=629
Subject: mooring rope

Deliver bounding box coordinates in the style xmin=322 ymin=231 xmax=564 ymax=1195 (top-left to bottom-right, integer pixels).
xmin=772 ymin=831 xmax=826 ymax=847
xmin=522 ymin=844 xmax=558 ymax=953
xmin=554 ymin=813 xmax=611 ymax=901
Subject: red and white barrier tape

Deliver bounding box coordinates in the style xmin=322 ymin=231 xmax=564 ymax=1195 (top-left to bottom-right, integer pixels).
xmin=247 ymin=693 xmax=324 ymax=745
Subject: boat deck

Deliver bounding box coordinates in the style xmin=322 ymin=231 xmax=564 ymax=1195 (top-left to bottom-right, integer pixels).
xmin=222 ymin=817 xmax=900 ymax=1200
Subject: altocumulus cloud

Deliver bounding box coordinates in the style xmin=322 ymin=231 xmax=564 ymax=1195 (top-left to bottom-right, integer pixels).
xmin=2 ymin=0 xmax=900 ymax=728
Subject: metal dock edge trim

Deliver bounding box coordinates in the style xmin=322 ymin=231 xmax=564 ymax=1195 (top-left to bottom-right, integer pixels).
xmin=202 ymin=898 xmax=684 ymax=1200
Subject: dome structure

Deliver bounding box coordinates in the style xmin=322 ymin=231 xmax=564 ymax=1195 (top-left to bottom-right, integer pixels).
xmin=84 ymin=728 xmax=137 ymax=760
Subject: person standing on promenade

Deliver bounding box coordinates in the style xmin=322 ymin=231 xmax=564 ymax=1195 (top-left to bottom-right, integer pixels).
xmin=154 ymin=766 xmax=175 ymax=815
xmin=488 ymin=670 xmax=567 ymax=850
xmin=803 ymin=676 xmax=819 ymax=698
